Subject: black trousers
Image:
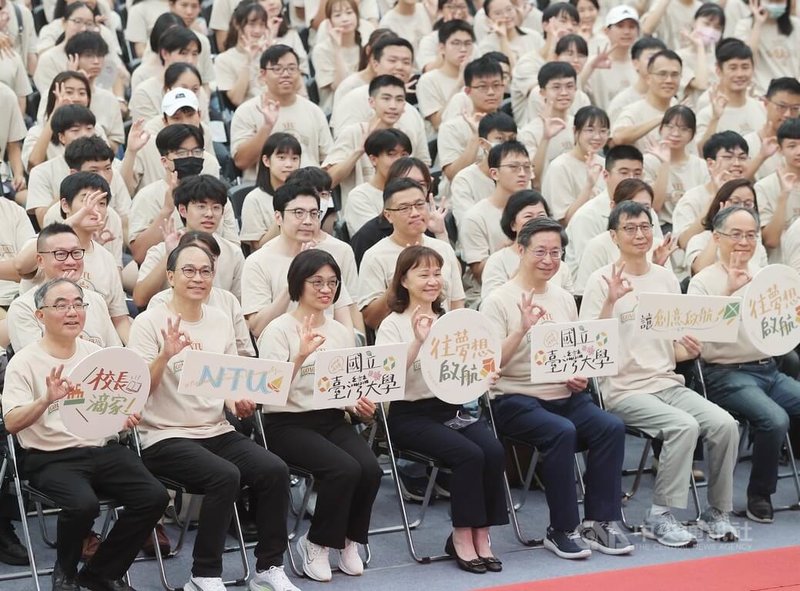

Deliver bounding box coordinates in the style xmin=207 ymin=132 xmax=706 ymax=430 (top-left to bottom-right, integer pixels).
xmin=262 ymin=409 xmax=382 ymax=549
xmin=387 ymin=398 xmax=509 ymax=529
xmin=142 ymin=430 xmax=290 ymax=577
xmin=23 ymin=443 xmax=169 ymax=579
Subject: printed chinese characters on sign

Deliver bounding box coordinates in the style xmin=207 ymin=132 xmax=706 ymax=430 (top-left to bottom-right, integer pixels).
xmin=313 ymin=343 xmax=407 ymax=409
xmin=742 ymin=265 xmax=800 ymax=356
xmin=637 ymin=293 xmax=741 ymax=343
xmin=530 ymin=319 xmax=619 ymax=382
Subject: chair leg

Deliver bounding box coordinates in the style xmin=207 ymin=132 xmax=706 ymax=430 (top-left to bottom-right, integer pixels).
xmin=7 ymin=449 xmax=43 ymax=590
xmin=774 ymin=433 xmax=800 ymax=511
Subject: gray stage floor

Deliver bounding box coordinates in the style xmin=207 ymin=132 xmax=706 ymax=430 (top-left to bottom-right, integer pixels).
xmin=3 ymin=437 xmax=800 ymax=591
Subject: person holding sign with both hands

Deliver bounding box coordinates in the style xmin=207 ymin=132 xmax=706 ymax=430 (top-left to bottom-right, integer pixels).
xmin=127 ymin=243 xmax=295 ymax=591
xmin=258 ymin=249 xmax=382 ymax=584
xmin=377 ymin=245 xmax=508 ymax=575
xmin=481 ymin=217 xmax=631 ymax=560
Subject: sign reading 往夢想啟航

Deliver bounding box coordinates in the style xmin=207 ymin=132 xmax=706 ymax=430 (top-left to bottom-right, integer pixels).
xmin=419 ymin=308 xmax=501 ymax=405
xmin=742 ymin=264 xmax=800 ymax=356
xmin=312 ymin=343 xmax=407 ymax=409
xmin=637 ymin=292 xmax=741 ymax=343
xmin=61 ymin=347 xmax=150 ymax=439
xmin=530 ymin=318 xmax=619 ymax=383
xmin=177 ymin=350 xmax=293 ymax=406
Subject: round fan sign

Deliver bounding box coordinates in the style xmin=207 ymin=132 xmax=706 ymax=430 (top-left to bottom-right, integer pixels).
xmin=60 ymin=347 xmax=150 ymax=439
xmin=419 ymin=308 xmax=501 ymax=405
xmin=741 ymin=264 xmax=800 ymax=357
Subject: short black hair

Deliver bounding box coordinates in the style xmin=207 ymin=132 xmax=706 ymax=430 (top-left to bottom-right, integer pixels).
xmin=164 ymin=62 xmax=203 ymax=88
xmin=37 ymin=222 xmax=78 ymax=252
xmin=766 ymin=77 xmax=800 ymax=98
xmin=173 ymin=174 xmax=228 ymax=209
xmin=631 ymin=36 xmax=666 ymax=61
xmin=574 ymin=106 xmax=610 ymax=131
xmin=64 ymin=135 xmax=114 ymax=169
xmin=605 ymin=145 xmax=643 ymax=171
xmin=287 ymin=249 xmax=342 ymax=303
xmin=778 ymin=118 xmax=800 ymax=144
xmin=538 ymin=61 xmax=577 ymax=88
xmin=273 ymin=182 xmax=320 ymax=212
xmin=364 ymin=128 xmax=412 ymax=158
xmin=478 ymin=112 xmax=517 ymax=138
xmin=438 ymin=18 xmax=474 ymax=43
xmin=715 ymin=37 xmax=752 ymax=66
xmin=647 ymin=49 xmax=682 ymax=70
xmin=702 ymin=130 xmax=748 ymax=159
xmin=285 ymin=168 xmax=332 ymax=193
xmin=368 ymin=74 xmax=406 ymax=97
xmin=383 ymin=177 xmax=426 ymax=205
xmin=482 ymin=51 xmax=510 ymax=68
xmin=555 ymin=34 xmax=588 ymax=57
xmin=155 ymin=124 xmax=204 ymax=156
xmin=516 ymin=217 xmax=566 ymax=248
xmin=158 ymin=26 xmax=200 ymax=64
xmin=695 ymin=2 xmax=725 ymax=31
xmin=542 ymin=2 xmax=579 ymax=25
xmin=50 ymin=105 xmax=95 ymax=145
xmin=166 ymin=242 xmax=215 ymax=273
xmin=464 ymin=56 xmax=504 ymax=87
xmin=260 ymin=44 xmax=299 ymax=69
xmin=60 ymin=172 xmax=110 ymax=213
xmin=608 ymin=200 xmax=650 ymax=231
xmin=179 ymin=230 xmax=221 ymax=257
xmin=488 ymin=140 xmax=529 ymax=168
xmin=371 ymin=36 xmax=414 ymax=62
xmin=64 ymin=30 xmax=109 ymax=57
xmin=661 ymin=105 xmax=696 ymax=137
xmin=501 ymin=190 xmax=551 ymax=240
xmin=150 ymin=12 xmax=184 ymax=53
xmin=256 ymin=132 xmax=302 ymax=193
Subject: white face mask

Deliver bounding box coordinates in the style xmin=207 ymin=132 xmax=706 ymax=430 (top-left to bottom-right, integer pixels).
xmin=696 ymin=25 xmax=721 ymax=46
xmin=764 ymin=3 xmax=787 ymax=18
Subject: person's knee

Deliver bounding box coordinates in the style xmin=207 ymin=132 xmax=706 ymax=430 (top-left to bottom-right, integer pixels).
xmin=253 ymin=454 xmax=290 ymax=490
xmin=667 ymin=415 xmax=700 ymax=443
xmin=330 ymin=454 xmax=363 ymax=483
xmin=206 ymin=461 xmax=242 ymax=498
xmin=763 ymin=406 xmax=791 ymax=436
xmin=64 ymin=495 xmax=101 ymax=522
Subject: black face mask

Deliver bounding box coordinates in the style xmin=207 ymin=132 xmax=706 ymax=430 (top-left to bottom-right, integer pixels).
xmin=173 ymin=156 xmax=204 ymax=179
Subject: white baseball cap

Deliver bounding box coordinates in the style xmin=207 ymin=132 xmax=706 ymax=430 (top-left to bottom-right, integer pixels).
xmin=605 ymin=5 xmax=639 ymax=27
xmin=161 ymin=87 xmax=200 ymax=116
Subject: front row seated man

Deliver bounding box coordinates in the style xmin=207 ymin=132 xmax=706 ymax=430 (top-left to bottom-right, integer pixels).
xmin=580 ymin=201 xmax=740 ymax=548
xmin=2 ymin=278 xmax=169 ymax=591
xmin=482 ymin=217 xmax=631 ymax=560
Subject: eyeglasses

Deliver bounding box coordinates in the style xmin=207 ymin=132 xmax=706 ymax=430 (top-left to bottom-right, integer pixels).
xmin=385 ymin=200 xmax=428 ymax=214
xmin=580 ymin=127 xmax=609 ymax=138
xmin=38 ymin=249 xmax=86 ymax=261
xmin=284 ymin=208 xmax=321 ymax=220
xmin=546 ymin=82 xmax=576 ymax=94
xmin=727 ymin=199 xmax=755 ymax=208
xmin=663 ymin=123 xmax=692 ymax=134
xmin=190 ymin=202 xmax=224 ymax=215
xmin=448 ymin=39 xmax=474 ymax=49
xmin=490 ymin=6 xmax=517 ymax=17
xmin=305 ymin=278 xmax=339 ymax=291
xmin=497 ymin=162 xmax=533 ymax=174
xmin=68 ymin=17 xmax=95 ymax=27
xmin=618 ymin=223 xmax=653 ymax=236
xmin=716 ymin=230 xmax=758 ymax=242
xmin=39 ymin=302 xmax=89 ymax=313
xmin=649 ymin=70 xmax=681 ymax=80
xmin=443 ymin=2 xmax=469 ymax=10
xmin=265 ymin=65 xmax=299 ymax=75
xmin=469 ymin=83 xmax=504 ymax=93
xmin=717 ymin=152 xmax=749 ymax=163
xmin=180 ymin=265 xmax=214 ymax=278
xmin=171 ymin=148 xmax=204 ymax=158
xmin=765 ymin=98 xmax=800 ymax=116
xmin=527 ymin=248 xmax=563 ymax=260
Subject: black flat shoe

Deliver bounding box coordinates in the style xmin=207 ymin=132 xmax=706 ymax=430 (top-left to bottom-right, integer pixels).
xmin=479 ymin=555 xmax=503 ymax=572
xmin=445 ymin=534 xmax=487 ymax=574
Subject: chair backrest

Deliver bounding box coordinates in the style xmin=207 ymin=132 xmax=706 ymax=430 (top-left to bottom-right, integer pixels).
xmin=228 ymin=183 xmax=255 ymax=229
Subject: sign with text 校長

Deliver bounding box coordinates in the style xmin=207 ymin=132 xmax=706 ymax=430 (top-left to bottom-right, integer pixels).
xmin=419 ymin=308 xmax=501 ymax=405
xmin=637 ymin=292 xmax=741 ymax=342
xmin=61 ymin=347 xmax=150 ymax=439
xmin=312 ymin=343 xmax=407 ymax=409
xmin=742 ymin=264 xmax=800 ymax=356
xmin=530 ymin=319 xmax=619 ymax=382
xmin=177 ymin=350 xmax=293 ymax=406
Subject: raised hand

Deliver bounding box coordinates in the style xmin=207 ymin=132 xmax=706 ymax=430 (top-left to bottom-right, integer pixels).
xmin=94 ymin=227 xmax=116 ymax=246
xmin=160 ymin=216 xmax=184 ymax=254
xmin=708 ymin=158 xmax=732 ymax=189
xmin=749 ymin=0 xmax=768 ymax=24
xmin=411 ymin=305 xmax=435 ymax=343
xmin=585 ymin=152 xmax=603 ymax=185
xmin=46 ymin=365 xmax=74 ymax=403
xmin=67 ymin=190 xmax=107 ymax=233
xmin=518 ymin=288 xmax=548 ymax=331
xmin=329 ymin=26 xmax=344 ymax=47
xmin=160 ymin=315 xmax=193 ymax=359
xmin=259 ymin=94 xmax=280 ymax=127
xmin=602 ymin=263 xmax=634 ymax=305
xmin=710 ymin=85 xmax=729 ymax=119
xmin=297 ymin=315 xmax=326 ymax=357
xmin=52 ymin=82 xmax=73 ymax=111
xmin=462 ymin=109 xmax=486 ymax=133
xmin=127 ymin=118 xmax=151 ymax=153
xmin=590 ymin=43 xmax=617 ymax=70
xmin=777 ymin=166 xmax=799 ymax=194
xmin=645 ymin=137 xmax=672 ymax=164
xmin=426 ymin=194 xmax=448 ymax=236
xmin=725 ymin=251 xmax=752 ymax=294
xmin=680 ymin=28 xmax=705 ymax=50
xmin=487 ymin=19 xmax=508 ymax=38
xmin=652 ymin=232 xmax=678 ymax=266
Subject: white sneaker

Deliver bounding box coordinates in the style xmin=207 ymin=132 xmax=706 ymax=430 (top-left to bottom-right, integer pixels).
xmin=337 ymin=539 xmax=364 ymax=576
xmin=249 ymin=565 xmax=301 ymax=591
xmin=186 ymin=577 xmax=226 ymax=591
xmin=296 ymin=534 xmax=331 ymax=582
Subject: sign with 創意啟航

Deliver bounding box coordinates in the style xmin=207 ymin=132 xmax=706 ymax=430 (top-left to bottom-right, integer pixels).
xmin=312 ymin=343 xmax=407 ymax=409
xmin=637 ymin=292 xmax=741 ymax=342
xmin=530 ymin=319 xmax=619 ymax=382
xmin=60 ymin=347 xmax=150 ymax=439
